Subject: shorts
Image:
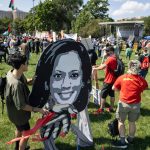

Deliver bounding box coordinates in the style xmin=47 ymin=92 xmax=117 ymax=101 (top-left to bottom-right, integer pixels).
xmin=116 ymin=101 xmax=140 ymax=122
xmin=100 ymin=82 xmax=114 ymax=99
xmin=15 ymin=122 xmax=30 ymax=132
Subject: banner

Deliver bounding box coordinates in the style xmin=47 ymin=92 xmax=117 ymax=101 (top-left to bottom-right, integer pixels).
xmin=64 ymin=33 xmax=77 ymax=41
xmin=92 ymin=86 xmax=101 ymax=106
xmin=81 ymin=38 xmax=93 ymax=51
xmin=35 ymin=31 xmax=50 ymax=39
xmin=77 ymin=108 xmax=93 ymax=147
xmin=116 ymin=26 xmax=143 ymax=38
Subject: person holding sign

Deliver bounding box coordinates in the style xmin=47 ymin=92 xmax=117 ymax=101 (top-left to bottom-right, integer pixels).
xmin=92 ymin=46 xmax=117 ymax=114
xmin=29 ymin=39 xmax=93 ymax=150
xmin=5 ymin=52 xmax=49 ymax=150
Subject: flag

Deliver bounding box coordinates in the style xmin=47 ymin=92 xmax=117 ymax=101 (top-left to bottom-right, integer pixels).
xmin=8 ymin=23 xmax=11 ymax=33
xmin=9 ymin=0 xmax=14 ymax=10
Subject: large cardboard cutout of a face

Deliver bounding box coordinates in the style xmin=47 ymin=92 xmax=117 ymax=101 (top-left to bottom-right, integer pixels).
xmin=50 ymin=51 xmax=83 ymax=105
xmin=29 ymin=39 xmax=92 ymax=112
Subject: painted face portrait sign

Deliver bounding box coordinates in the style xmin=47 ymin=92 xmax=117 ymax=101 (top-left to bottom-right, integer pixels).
xmin=50 ymin=51 xmax=83 ymax=105
xmin=27 ymin=39 xmax=92 ymax=150
xmin=29 ymin=39 xmax=92 ymax=112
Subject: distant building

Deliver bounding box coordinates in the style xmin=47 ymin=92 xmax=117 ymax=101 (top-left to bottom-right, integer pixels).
xmin=99 ymin=21 xmax=144 ymax=39
xmin=0 ymin=10 xmax=13 ymax=19
xmin=14 ymin=9 xmax=28 ymax=20
xmin=0 ymin=9 xmax=28 ymax=20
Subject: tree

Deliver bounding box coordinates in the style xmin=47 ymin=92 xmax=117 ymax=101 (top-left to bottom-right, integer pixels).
xmin=0 ymin=17 xmax=12 ymax=34
xmin=23 ymin=0 xmax=83 ymax=32
xmin=72 ymin=9 xmax=94 ymax=33
xmin=13 ymin=18 xmax=26 ymax=35
xmin=86 ymin=0 xmax=109 ymax=19
xmin=72 ymin=0 xmax=110 ymax=34
xmin=23 ymin=12 xmax=34 ymax=32
xmin=79 ymin=19 xmax=100 ymax=37
xmin=78 ymin=18 xmax=113 ymax=38
xmin=143 ymin=16 xmax=150 ymax=36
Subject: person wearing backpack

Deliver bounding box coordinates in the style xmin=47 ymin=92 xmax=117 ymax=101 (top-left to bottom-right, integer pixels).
xmin=5 ymin=52 xmax=49 ymax=150
xmin=138 ymin=47 xmax=150 ymax=78
xmin=112 ymin=60 xmax=148 ymax=149
xmin=92 ymin=46 xmax=117 ymax=114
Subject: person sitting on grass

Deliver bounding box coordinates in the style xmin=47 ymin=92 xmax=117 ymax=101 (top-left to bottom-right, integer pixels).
xmin=112 ymin=60 xmax=148 ymax=149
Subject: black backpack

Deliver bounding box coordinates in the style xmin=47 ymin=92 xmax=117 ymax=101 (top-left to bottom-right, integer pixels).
xmin=0 ymin=75 xmax=6 ymax=114
xmin=108 ymin=118 xmax=119 ymax=137
xmin=114 ymin=58 xmax=125 ymax=78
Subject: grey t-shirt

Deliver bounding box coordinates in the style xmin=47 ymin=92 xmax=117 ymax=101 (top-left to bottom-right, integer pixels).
xmin=5 ymin=70 xmax=31 ymax=126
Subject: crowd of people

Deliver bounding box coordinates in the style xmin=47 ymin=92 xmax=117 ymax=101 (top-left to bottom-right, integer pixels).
xmin=0 ymin=36 xmax=51 ymax=64
xmin=91 ymin=37 xmax=149 ymax=149
xmin=0 ymin=34 xmax=150 ymax=150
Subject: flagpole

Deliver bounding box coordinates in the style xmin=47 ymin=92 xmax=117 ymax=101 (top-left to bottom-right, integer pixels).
xmin=9 ymin=0 xmax=16 ymax=35
xmin=32 ymin=0 xmax=36 ymax=36
xmin=13 ymin=9 xmax=16 ymax=35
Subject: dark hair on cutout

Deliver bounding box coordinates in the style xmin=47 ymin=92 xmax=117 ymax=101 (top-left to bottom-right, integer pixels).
xmin=7 ymin=52 xmax=27 ymax=70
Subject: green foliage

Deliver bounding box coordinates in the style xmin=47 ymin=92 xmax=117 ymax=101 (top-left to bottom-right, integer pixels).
xmin=86 ymin=0 xmax=109 ymax=19
xmin=23 ymin=0 xmax=111 ymax=34
xmin=0 ymin=17 xmax=12 ymax=34
xmin=0 ymin=17 xmax=26 ymax=36
xmin=23 ymin=0 xmax=83 ymax=32
xmin=143 ymin=16 xmax=150 ymax=36
xmin=77 ymin=18 xmax=114 ymax=38
xmin=72 ymin=0 xmax=111 ymax=35
xmin=79 ymin=19 xmax=100 ymax=37
xmin=23 ymin=10 xmax=35 ymax=32
xmin=13 ymin=18 xmax=26 ymax=35
xmin=72 ymin=9 xmax=94 ymax=33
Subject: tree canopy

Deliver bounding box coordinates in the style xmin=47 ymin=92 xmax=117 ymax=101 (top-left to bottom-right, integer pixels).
xmin=0 ymin=17 xmax=12 ymax=34
xmin=24 ymin=0 xmax=83 ymax=32
xmin=72 ymin=0 xmax=110 ymax=37
xmin=86 ymin=0 xmax=109 ymax=19
xmin=143 ymin=16 xmax=150 ymax=36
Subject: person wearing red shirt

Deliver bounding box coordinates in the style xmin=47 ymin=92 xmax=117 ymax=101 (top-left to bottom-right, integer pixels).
xmin=112 ymin=60 xmax=148 ymax=149
xmin=138 ymin=47 xmax=150 ymax=78
xmin=92 ymin=46 xmax=117 ymax=114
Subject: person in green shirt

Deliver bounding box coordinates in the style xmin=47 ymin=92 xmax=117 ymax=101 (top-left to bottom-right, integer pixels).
xmin=125 ymin=44 xmax=132 ymax=60
xmin=5 ymin=52 xmax=49 ymax=150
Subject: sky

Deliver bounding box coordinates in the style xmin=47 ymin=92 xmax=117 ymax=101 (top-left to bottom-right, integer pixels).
xmin=0 ymin=0 xmax=150 ymax=20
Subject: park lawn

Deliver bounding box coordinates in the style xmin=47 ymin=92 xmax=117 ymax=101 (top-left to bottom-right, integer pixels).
xmin=0 ymin=51 xmax=150 ymax=150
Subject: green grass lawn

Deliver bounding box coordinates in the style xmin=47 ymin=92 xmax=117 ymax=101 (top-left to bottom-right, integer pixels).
xmin=0 ymin=51 xmax=150 ymax=150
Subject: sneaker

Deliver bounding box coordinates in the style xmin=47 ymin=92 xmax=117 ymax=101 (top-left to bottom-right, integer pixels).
xmin=106 ymin=107 xmax=115 ymax=113
xmin=125 ymin=137 xmax=134 ymax=145
xmin=93 ymin=108 xmax=104 ymax=115
xmin=112 ymin=140 xmax=128 ymax=149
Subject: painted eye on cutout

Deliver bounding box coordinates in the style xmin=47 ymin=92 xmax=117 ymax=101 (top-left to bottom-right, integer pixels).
xmin=53 ymin=73 xmax=62 ymax=79
xmin=70 ymin=73 xmax=79 ymax=79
